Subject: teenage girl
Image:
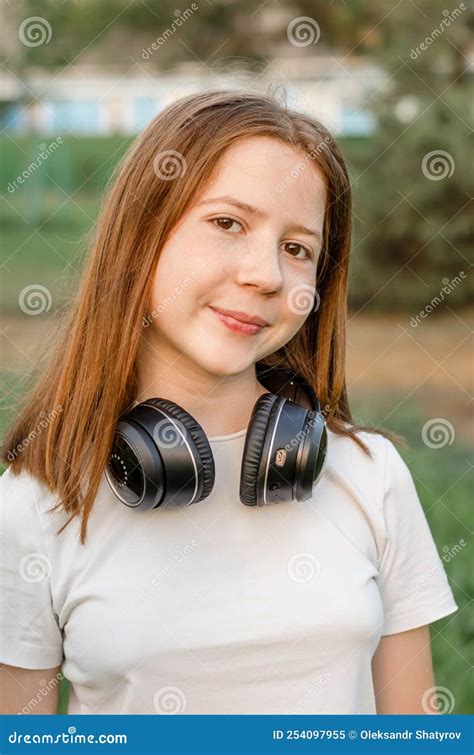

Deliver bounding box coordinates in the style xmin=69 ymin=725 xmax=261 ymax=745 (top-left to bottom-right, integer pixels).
xmin=0 ymin=90 xmax=457 ymax=715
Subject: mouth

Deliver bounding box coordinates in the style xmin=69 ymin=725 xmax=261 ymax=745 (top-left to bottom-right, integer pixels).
xmin=208 ymin=306 xmax=269 ymax=336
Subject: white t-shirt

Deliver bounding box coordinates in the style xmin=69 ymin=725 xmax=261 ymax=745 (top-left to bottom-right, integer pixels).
xmin=0 ymin=427 xmax=458 ymax=714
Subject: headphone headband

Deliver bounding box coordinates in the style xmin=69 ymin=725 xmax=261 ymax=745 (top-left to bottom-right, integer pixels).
xmin=255 ymin=361 xmax=320 ymax=413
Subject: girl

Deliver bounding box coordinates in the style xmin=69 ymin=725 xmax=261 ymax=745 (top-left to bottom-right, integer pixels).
xmin=0 ymin=90 xmax=458 ymax=715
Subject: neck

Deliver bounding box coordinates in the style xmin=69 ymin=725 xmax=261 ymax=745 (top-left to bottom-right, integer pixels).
xmin=135 ymin=343 xmax=268 ymax=438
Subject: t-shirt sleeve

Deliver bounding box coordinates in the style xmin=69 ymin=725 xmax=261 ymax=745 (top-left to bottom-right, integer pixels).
xmin=376 ymin=438 xmax=459 ymax=636
xmin=0 ymin=466 xmax=64 ymax=669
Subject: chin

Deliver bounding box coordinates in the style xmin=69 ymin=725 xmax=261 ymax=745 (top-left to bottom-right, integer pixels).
xmin=190 ymin=350 xmax=257 ymax=379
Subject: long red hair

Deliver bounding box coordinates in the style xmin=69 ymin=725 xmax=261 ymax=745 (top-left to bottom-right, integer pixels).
xmin=1 ymin=89 xmax=403 ymax=544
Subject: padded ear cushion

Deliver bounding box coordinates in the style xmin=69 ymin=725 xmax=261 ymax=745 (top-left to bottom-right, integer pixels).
xmin=239 ymin=393 xmax=281 ymax=505
xmin=142 ymin=398 xmax=215 ymax=501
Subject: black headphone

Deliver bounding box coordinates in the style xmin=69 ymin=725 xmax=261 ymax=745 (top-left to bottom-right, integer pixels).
xmin=105 ymin=362 xmax=327 ymax=511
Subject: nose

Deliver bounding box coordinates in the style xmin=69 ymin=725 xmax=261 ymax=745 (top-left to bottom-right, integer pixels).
xmin=234 ymin=234 xmax=284 ymax=294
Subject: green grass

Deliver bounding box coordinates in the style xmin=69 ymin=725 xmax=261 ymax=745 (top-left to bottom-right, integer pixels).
xmin=1 ymin=192 xmax=95 ymax=314
xmin=58 ymin=677 xmax=69 ymax=715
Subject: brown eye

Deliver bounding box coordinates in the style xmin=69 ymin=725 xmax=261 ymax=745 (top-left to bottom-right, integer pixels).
xmin=283 ymin=242 xmax=311 ymax=260
xmin=212 ymin=217 xmax=242 ymax=233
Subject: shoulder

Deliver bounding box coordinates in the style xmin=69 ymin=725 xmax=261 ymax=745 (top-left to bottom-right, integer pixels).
xmin=323 ymin=425 xmax=429 ymax=528
xmin=322 ymin=426 xmax=410 ymax=526
xmin=324 ymin=425 xmax=393 ymax=490
xmin=1 ymin=464 xmax=56 ymax=503
xmin=0 ymin=465 xmax=60 ymax=535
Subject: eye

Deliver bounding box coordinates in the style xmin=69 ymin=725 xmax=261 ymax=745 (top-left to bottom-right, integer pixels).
xmin=282 ymin=242 xmax=313 ymax=261
xmin=210 ymin=217 xmax=243 ymax=233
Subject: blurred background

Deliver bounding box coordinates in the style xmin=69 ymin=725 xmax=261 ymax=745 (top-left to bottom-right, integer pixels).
xmin=1 ymin=0 xmax=472 ymax=715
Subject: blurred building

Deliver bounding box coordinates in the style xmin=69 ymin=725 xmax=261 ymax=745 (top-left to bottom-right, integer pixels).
xmin=0 ymin=56 xmax=382 ymax=137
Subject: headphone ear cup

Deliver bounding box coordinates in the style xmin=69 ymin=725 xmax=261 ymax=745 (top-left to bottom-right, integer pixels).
xmin=143 ymin=398 xmax=215 ymax=502
xmin=239 ymin=393 xmax=280 ymax=505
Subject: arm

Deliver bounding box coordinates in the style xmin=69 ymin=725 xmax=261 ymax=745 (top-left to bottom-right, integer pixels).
xmin=0 ymin=664 xmax=61 ymax=714
xmin=371 ymin=624 xmax=439 ymax=714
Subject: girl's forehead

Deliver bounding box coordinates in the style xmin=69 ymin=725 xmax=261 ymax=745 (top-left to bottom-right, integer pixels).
xmin=200 ymin=139 xmax=326 ymax=215
xmin=217 ymin=135 xmax=314 ymax=168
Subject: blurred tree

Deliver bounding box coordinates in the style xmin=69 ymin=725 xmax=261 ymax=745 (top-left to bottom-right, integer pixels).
xmin=5 ymin=0 xmax=283 ymax=69
xmin=339 ymin=0 xmax=473 ymax=311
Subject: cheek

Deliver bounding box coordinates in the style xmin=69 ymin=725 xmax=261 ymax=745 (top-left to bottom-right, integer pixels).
xmin=280 ymin=268 xmax=318 ymax=326
xmin=151 ymin=229 xmax=226 ymax=300
xmin=281 ymin=312 xmax=311 ymax=345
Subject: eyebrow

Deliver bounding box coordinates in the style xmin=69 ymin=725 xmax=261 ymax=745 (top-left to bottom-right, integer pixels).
xmin=197 ymin=195 xmax=322 ymax=242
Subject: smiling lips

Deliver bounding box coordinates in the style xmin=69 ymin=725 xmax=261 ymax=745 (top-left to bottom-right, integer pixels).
xmin=209 ymin=306 xmax=269 ymax=336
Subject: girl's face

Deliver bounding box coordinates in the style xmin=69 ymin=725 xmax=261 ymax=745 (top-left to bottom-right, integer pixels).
xmin=146 ymin=136 xmax=327 ymax=378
